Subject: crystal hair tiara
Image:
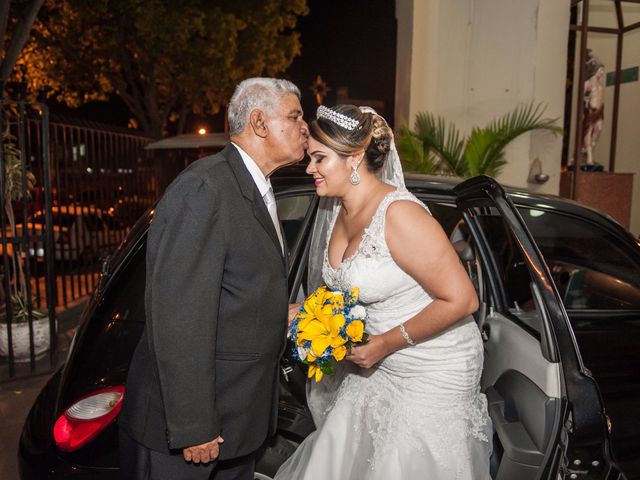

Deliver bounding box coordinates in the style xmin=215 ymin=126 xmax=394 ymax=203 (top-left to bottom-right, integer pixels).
xmin=316 ymin=105 xmax=360 ymax=131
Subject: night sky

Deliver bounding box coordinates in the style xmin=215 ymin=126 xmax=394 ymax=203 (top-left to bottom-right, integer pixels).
xmin=287 ymin=0 xmax=397 ymax=126
xmin=49 ymin=0 xmax=397 ymax=134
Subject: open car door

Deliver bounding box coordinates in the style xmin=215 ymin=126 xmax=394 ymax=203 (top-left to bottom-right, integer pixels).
xmin=453 ymin=176 xmax=623 ymax=480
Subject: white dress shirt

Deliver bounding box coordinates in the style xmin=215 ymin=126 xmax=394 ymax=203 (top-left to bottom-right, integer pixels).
xmin=231 ymin=142 xmax=284 ymax=252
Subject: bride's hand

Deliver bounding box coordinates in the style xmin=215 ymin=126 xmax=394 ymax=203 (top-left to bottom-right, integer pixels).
xmin=345 ymin=335 xmax=389 ymax=369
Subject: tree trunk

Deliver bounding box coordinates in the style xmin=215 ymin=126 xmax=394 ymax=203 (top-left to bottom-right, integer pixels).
xmin=0 ymin=1 xmax=11 ymax=60
xmin=4 ymin=203 xmax=25 ymax=299
xmin=0 ymin=0 xmax=45 ymax=84
xmin=176 ymin=104 xmax=189 ymax=135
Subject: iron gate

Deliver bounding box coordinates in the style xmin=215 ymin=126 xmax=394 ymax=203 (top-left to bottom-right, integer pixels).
xmin=1 ymin=100 xmax=56 ymax=379
xmin=1 ymin=100 xmax=156 ymax=380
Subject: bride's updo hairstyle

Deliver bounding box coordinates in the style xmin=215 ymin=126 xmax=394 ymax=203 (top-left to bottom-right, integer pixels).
xmin=310 ymin=105 xmax=393 ymax=172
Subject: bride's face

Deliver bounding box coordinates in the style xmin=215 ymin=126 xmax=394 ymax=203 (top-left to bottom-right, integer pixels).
xmin=306 ymin=137 xmax=351 ymax=197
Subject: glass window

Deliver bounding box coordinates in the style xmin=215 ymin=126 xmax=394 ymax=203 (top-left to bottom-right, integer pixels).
xmin=33 ymin=212 xmax=76 ymax=227
xmin=276 ymin=193 xmax=314 ymax=252
xmin=476 ymin=214 xmax=535 ymax=307
xmin=407 ymin=198 xmax=486 ymax=306
xmin=84 ymin=214 xmax=105 ymax=232
xmin=472 ymin=210 xmax=544 ymax=333
xmin=520 ymin=208 xmax=640 ymax=310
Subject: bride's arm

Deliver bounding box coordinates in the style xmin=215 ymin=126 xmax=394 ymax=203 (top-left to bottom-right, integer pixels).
xmin=346 ymin=200 xmax=478 ymax=368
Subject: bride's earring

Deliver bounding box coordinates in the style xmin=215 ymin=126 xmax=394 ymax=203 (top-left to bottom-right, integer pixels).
xmin=350 ymin=160 xmax=362 ymax=185
xmin=350 ymin=166 xmax=361 ymax=185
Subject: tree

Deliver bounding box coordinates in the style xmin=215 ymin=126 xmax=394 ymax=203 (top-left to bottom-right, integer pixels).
xmin=14 ymin=0 xmax=308 ymax=138
xmin=0 ymin=0 xmax=45 ymax=90
xmin=397 ymin=103 xmax=562 ymax=178
xmin=2 ymin=121 xmax=36 ymax=305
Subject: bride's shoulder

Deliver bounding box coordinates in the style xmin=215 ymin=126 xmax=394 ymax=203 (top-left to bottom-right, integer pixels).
xmin=383 ymin=190 xmax=431 ymax=219
xmin=383 ymin=192 xmax=437 ymax=235
xmin=384 ymin=197 xmax=446 ymax=258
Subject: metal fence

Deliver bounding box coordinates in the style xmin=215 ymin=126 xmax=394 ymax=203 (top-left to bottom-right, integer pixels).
xmin=0 ymin=100 xmax=169 ymax=380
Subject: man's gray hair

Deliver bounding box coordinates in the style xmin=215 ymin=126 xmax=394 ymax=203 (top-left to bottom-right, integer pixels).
xmin=227 ymin=78 xmax=301 ymax=136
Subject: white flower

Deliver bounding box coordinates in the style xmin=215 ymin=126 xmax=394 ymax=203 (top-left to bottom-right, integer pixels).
xmin=350 ymin=305 xmax=366 ymax=319
xmin=297 ymin=345 xmax=311 ymax=360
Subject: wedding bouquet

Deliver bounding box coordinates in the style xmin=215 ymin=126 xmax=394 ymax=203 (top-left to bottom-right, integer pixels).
xmin=289 ymin=285 xmax=368 ymax=382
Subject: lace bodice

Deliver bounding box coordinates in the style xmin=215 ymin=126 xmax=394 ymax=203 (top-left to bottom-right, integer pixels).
xmin=323 ymin=189 xmax=434 ymax=333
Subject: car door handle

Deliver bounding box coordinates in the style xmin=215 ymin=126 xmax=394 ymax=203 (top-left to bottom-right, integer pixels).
xmin=481 ymin=324 xmax=490 ymax=342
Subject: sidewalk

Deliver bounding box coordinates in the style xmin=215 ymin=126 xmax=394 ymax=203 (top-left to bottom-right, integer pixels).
xmin=0 ymin=298 xmax=88 ymax=480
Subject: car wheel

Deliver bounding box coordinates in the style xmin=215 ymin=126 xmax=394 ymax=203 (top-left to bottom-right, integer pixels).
xmin=254 ymin=434 xmax=299 ymax=479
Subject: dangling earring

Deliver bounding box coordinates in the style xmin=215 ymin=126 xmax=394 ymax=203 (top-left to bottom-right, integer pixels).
xmin=350 ymin=161 xmax=361 ymax=185
xmin=350 ymin=166 xmax=361 ymax=185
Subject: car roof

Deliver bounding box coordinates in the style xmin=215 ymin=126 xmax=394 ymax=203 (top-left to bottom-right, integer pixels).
xmin=274 ymin=169 xmax=638 ymax=244
xmin=110 ymin=170 xmax=640 ymax=274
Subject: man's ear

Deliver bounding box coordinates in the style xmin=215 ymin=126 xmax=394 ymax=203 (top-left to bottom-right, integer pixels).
xmin=249 ymin=109 xmax=269 ymax=138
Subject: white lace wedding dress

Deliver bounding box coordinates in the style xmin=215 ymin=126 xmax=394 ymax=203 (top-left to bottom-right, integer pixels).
xmin=275 ymin=189 xmax=492 ymax=480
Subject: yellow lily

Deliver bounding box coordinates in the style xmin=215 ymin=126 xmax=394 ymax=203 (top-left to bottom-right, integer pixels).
xmin=300 ymin=310 xmax=347 ymax=357
xmin=346 ymin=320 xmax=365 ymax=343
xmin=308 ymin=363 xmax=323 ymax=382
xmin=333 ymin=344 xmax=347 ymax=361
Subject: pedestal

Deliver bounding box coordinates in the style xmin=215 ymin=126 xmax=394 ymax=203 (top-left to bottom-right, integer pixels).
xmin=559 ymin=171 xmax=634 ymax=229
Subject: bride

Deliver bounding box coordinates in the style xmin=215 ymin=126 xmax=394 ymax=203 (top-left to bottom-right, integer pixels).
xmin=275 ymin=105 xmax=492 ymax=479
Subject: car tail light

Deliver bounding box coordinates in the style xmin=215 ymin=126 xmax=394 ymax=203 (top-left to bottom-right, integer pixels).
xmin=53 ymin=386 xmax=125 ymax=452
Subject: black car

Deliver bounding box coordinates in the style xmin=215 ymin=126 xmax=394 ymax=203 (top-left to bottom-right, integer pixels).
xmin=19 ymin=173 xmax=640 ymax=479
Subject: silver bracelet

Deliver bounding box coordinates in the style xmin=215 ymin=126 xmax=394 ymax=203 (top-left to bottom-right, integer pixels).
xmin=399 ymin=322 xmax=416 ymax=346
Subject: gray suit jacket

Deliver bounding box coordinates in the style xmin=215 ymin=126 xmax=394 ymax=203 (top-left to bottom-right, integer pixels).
xmin=119 ymin=144 xmax=288 ymax=460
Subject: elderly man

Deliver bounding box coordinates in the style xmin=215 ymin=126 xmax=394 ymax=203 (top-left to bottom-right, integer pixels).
xmin=119 ymin=78 xmax=309 ymax=480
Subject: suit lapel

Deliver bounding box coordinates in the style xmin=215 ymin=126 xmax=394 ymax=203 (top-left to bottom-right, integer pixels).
xmin=224 ymin=145 xmax=285 ymax=264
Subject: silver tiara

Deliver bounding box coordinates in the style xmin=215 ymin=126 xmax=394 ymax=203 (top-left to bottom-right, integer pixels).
xmin=316 ymin=105 xmax=360 ymax=131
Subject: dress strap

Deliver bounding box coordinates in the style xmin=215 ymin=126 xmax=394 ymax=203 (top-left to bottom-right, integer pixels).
xmin=375 ymin=189 xmax=430 ymax=230
xmin=362 ymin=189 xmax=431 ymax=258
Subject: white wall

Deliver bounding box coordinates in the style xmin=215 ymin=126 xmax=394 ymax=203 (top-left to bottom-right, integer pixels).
xmin=395 ymin=0 xmax=570 ymax=194
xmin=397 ymin=0 xmax=640 ymax=234
xmin=571 ymin=0 xmax=640 ymax=234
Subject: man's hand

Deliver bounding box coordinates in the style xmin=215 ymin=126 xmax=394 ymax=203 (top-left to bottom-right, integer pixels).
xmin=183 ymin=436 xmax=224 ymax=464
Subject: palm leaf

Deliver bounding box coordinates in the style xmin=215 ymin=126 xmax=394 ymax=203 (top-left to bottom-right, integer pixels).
xmin=463 ymin=127 xmax=506 ymax=177
xmin=412 ymin=112 xmax=465 ymax=176
xmin=481 ymin=103 xmax=562 ymax=175
xmin=400 ymin=102 xmax=561 ymax=178
xmin=396 ymin=127 xmax=440 ymax=173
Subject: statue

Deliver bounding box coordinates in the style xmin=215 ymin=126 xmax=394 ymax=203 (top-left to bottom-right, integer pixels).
xmin=582 ymin=49 xmax=605 ymax=172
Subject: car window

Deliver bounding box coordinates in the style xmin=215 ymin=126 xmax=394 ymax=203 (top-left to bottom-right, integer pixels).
xmin=103 ymin=215 xmax=124 ymax=230
xmin=276 ymin=193 xmax=315 ymax=252
xmin=422 ymin=201 xmax=484 ymax=303
xmin=84 ymin=214 xmax=105 ymax=232
xmin=33 ymin=212 xmax=76 ymax=227
xmin=424 ymin=201 xmax=539 ymax=328
xmin=520 ymin=208 xmax=640 ymax=310
xmin=476 ymin=214 xmax=535 ymax=308
xmin=466 ymin=208 xmax=546 ymax=334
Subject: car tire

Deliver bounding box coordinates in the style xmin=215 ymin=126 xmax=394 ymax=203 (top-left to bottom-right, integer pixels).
xmin=254 ymin=434 xmax=299 ymax=479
